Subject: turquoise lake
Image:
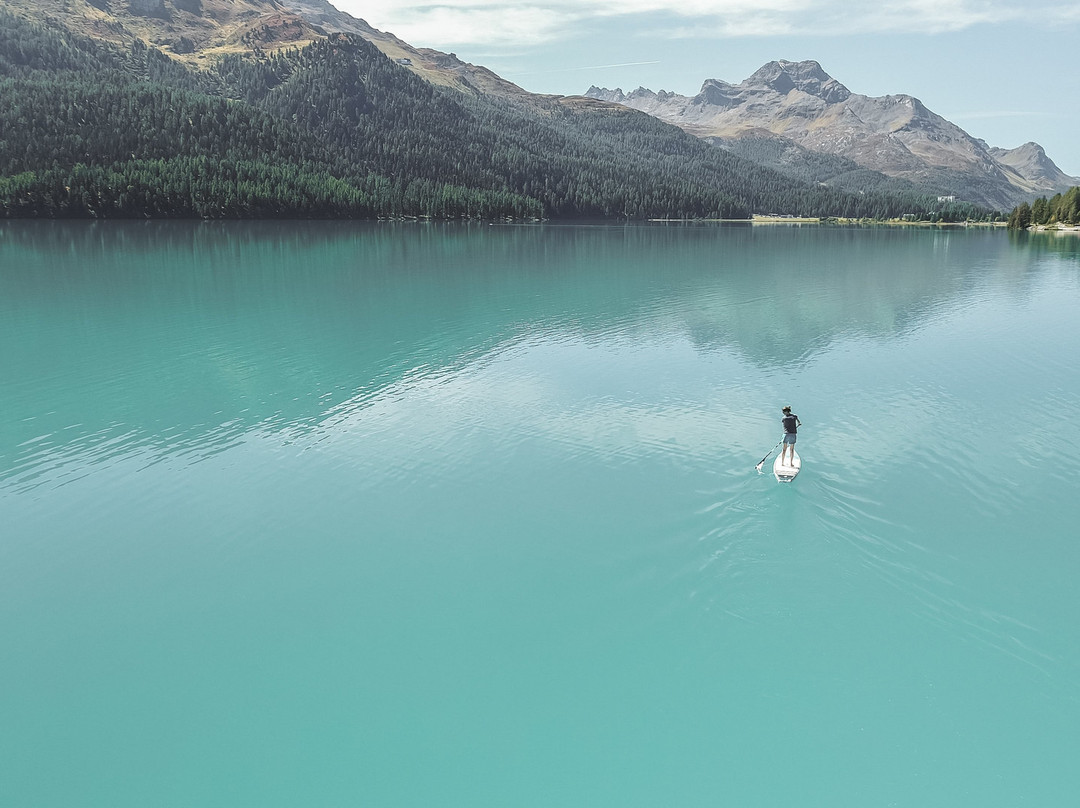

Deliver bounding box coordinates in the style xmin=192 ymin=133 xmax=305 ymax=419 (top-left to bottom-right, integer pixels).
xmin=2 ymin=221 xmax=1079 ymax=807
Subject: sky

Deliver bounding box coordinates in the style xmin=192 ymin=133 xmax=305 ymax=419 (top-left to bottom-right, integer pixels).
xmin=329 ymin=0 xmax=1080 ymax=177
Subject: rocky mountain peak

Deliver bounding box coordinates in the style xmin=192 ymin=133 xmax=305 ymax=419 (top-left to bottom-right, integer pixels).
xmin=695 ymin=79 xmax=739 ymax=107
xmin=584 ymin=86 xmax=673 ymax=106
xmin=585 ymin=86 xmax=627 ymax=103
xmin=989 ymin=142 xmax=1080 ymax=191
xmin=994 ymin=141 xmax=1049 ymax=164
xmin=583 ymin=58 xmax=1078 ymax=207
xmin=744 ymin=59 xmax=851 ymax=104
xmin=627 ymin=86 xmax=658 ymax=101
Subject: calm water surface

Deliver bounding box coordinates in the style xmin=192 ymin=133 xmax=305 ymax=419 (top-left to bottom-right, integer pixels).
xmin=2 ymin=221 xmax=1079 ymax=807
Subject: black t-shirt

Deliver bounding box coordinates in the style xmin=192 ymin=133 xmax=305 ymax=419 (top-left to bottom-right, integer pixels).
xmin=782 ymin=413 xmax=798 ymax=434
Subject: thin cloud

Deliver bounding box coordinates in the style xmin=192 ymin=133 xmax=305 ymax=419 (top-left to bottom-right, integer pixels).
xmin=337 ymin=1 xmax=579 ymax=47
xmin=508 ymin=60 xmax=663 ymax=77
xmin=333 ymin=0 xmax=1080 ymax=49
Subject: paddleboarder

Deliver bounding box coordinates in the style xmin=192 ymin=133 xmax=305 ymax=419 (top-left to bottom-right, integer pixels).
xmin=780 ymin=405 xmax=801 ymax=466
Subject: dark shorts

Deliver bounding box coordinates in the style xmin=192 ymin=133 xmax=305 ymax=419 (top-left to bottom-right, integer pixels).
xmin=783 ymin=433 xmax=797 ymax=445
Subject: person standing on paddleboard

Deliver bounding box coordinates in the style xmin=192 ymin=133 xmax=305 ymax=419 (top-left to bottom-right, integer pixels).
xmin=780 ymin=406 xmax=801 ymax=466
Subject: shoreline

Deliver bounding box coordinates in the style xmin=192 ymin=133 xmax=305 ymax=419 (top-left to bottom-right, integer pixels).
xmin=649 ymin=216 xmax=1009 ymax=227
xmin=1030 ymin=223 xmax=1080 ymax=233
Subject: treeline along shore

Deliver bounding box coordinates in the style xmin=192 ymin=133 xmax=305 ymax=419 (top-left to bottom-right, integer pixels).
xmin=1006 ymin=187 xmax=1080 ymax=230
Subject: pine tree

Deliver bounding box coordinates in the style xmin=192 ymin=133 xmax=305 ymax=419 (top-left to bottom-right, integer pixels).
xmin=1007 ymin=202 xmax=1032 ymax=230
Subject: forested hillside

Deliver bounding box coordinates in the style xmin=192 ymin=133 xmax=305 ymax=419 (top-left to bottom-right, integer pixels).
xmin=0 ymin=11 xmax=990 ymax=221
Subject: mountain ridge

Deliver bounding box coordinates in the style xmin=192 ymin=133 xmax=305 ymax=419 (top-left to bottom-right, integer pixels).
xmin=586 ymin=60 xmax=1079 ymax=209
xmin=0 ymin=3 xmax=995 ymax=221
xmin=3 ymin=1 xmax=1070 ymax=210
xmin=0 ymin=0 xmax=537 ymax=97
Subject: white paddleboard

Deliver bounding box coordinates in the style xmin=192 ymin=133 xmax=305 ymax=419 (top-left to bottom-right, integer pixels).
xmin=773 ymin=450 xmax=801 ymax=482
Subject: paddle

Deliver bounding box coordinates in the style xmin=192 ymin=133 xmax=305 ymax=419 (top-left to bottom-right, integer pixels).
xmin=755 ymin=437 xmax=785 ymax=472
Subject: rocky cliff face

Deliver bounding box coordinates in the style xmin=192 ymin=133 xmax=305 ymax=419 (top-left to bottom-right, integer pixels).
xmin=586 ymin=60 xmax=1078 ymax=209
